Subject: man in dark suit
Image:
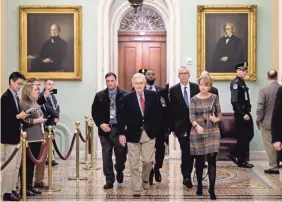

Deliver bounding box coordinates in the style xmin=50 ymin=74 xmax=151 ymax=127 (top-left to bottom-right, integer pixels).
xmin=31 ymin=24 xmax=67 ymax=72
xmin=119 ymin=73 xmax=161 ymax=195
xmin=200 ymin=71 xmax=219 ymax=97
xmin=212 ymin=23 xmax=245 ymax=73
xmin=143 ymin=69 xmax=170 ymax=184
xmin=169 ymin=66 xmax=200 ymax=188
xmin=1 ymin=72 xmax=27 ymax=201
xmin=272 ymin=85 xmax=282 ymax=152
xmin=92 ymin=72 xmax=127 ymax=189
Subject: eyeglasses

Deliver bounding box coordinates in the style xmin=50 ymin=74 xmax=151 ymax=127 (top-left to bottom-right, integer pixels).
xmin=179 ymin=73 xmax=190 ymax=75
xmin=15 ymin=81 xmax=24 ymax=87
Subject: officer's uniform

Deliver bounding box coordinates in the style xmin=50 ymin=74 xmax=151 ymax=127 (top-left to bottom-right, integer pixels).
xmin=229 ymin=62 xmax=254 ymax=168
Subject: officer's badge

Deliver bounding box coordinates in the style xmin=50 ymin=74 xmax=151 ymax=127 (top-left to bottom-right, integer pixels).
xmin=233 ymin=84 xmax=238 ymax=89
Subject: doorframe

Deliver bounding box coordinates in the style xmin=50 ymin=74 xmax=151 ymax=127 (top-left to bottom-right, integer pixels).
xmin=118 ymin=31 xmax=167 ymax=90
xmin=97 ymin=0 xmax=181 ymax=159
xmin=97 ymin=0 xmax=181 ymax=90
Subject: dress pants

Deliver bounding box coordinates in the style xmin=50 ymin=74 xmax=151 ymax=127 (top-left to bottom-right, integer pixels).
xmin=35 ymin=144 xmax=47 ymax=183
xmin=232 ymin=113 xmax=254 ymax=161
xmin=20 ymin=142 xmax=41 ymax=189
xmin=99 ymin=127 xmax=127 ymax=184
xmin=260 ymin=126 xmax=278 ymax=170
xmin=154 ymin=132 xmax=166 ymax=169
xmin=178 ymin=136 xmax=194 ymax=179
xmin=127 ymin=130 xmax=155 ymax=192
xmin=1 ymin=144 xmax=22 ymax=193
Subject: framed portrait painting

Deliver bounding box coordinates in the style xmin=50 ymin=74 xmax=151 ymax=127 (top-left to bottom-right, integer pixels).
xmin=197 ymin=5 xmax=257 ymax=81
xmin=19 ymin=6 xmax=82 ymax=80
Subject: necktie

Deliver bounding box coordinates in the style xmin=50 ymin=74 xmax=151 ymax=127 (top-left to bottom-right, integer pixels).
xmin=184 ymin=86 xmax=189 ymax=107
xmin=16 ymin=94 xmax=20 ymax=112
xmin=149 ymin=86 xmax=153 ymax=90
xmin=140 ymin=94 xmax=145 ymax=113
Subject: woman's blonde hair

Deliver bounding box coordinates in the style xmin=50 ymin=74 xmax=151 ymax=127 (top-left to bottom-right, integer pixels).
xmin=198 ymin=75 xmax=213 ymax=87
xmin=21 ymin=83 xmax=37 ymax=104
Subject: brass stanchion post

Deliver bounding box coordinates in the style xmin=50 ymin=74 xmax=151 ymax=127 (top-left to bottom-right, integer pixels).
xmin=42 ymin=126 xmax=61 ymax=192
xmin=21 ymin=132 xmax=27 ymax=201
xmin=81 ymin=115 xmax=90 ymax=168
xmin=89 ymin=118 xmax=100 ymax=170
xmin=68 ymin=121 xmax=88 ymax=180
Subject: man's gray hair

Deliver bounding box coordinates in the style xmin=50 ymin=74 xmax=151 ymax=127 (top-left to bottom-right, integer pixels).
xmin=223 ymin=23 xmax=235 ymax=33
xmin=132 ymin=73 xmax=146 ymax=83
xmin=178 ymin=65 xmax=190 ymax=73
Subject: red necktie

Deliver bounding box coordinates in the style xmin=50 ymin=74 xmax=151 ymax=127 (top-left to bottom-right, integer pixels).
xmin=140 ymin=94 xmax=145 ymax=113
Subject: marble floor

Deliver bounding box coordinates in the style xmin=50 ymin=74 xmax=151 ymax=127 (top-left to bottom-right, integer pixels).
xmin=27 ymin=159 xmax=282 ymax=202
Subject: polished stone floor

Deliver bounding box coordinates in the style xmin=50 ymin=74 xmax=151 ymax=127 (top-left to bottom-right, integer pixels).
xmin=27 ymin=159 xmax=282 ymax=201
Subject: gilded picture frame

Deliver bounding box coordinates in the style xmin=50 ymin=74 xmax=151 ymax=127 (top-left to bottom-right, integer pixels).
xmin=197 ymin=5 xmax=257 ymax=81
xmin=19 ymin=6 xmax=82 ymax=80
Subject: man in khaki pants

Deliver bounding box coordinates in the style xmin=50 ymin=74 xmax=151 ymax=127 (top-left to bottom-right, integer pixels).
xmin=119 ymin=73 xmax=161 ymax=196
xmin=256 ymin=69 xmax=281 ymax=174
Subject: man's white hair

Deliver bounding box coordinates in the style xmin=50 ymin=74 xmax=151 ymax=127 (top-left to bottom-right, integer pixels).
xmin=178 ymin=65 xmax=190 ymax=73
xmin=132 ymin=73 xmax=146 ymax=83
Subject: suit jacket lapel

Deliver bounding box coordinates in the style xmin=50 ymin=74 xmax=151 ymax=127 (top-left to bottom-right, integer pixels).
xmin=144 ymin=90 xmax=151 ymax=116
xmin=132 ymin=92 xmax=143 ymax=117
xmin=176 ymin=83 xmax=187 ymax=107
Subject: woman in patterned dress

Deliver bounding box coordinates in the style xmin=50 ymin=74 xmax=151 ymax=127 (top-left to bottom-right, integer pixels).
xmin=189 ymin=75 xmax=222 ymax=200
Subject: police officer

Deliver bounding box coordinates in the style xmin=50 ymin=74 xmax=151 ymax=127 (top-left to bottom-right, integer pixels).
xmin=228 ymin=62 xmax=254 ymax=168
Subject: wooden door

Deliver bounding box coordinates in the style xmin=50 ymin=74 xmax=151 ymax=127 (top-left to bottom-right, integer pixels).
xmin=118 ymin=32 xmax=166 ymax=91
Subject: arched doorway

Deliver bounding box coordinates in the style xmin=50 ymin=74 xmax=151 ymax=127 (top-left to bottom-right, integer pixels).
xmin=97 ymin=0 xmax=181 ymax=159
xmin=118 ymin=6 xmax=167 ymax=90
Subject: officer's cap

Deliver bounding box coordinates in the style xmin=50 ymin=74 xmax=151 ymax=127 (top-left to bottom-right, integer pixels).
xmin=234 ymin=62 xmax=248 ymax=71
xmin=138 ymin=68 xmax=148 ymax=74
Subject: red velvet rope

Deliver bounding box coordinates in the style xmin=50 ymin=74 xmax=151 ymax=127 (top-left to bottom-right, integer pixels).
xmin=27 ymin=141 xmax=49 ymax=164
xmin=1 ymin=143 xmax=21 ymax=171
xmin=52 ymin=132 xmax=76 ymax=160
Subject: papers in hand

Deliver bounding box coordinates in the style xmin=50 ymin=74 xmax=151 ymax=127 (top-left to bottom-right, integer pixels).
xmin=27 ymin=55 xmax=36 ymax=59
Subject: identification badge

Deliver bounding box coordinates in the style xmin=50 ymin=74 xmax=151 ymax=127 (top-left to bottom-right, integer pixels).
xmin=160 ymin=97 xmax=166 ymax=107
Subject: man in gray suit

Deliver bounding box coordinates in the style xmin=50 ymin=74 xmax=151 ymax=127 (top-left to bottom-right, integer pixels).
xmin=256 ymin=69 xmax=281 ymax=174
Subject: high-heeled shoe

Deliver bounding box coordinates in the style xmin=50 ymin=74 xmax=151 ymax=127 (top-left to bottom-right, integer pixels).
xmin=209 ymin=189 xmax=217 ymax=200
xmin=196 ymin=184 xmax=203 ymax=196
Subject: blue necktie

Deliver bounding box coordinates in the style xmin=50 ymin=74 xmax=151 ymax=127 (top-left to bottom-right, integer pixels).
xmin=184 ymin=87 xmax=189 ymax=107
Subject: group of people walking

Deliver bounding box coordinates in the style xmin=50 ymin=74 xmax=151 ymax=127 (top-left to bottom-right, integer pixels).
xmin=91 ymin=61 xmax=264 ymax=200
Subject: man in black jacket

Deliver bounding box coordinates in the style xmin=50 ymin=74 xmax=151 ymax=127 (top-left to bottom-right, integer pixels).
xmin=272 ymin=86 xmax=282 ymax=152
xmin=92 ymin=72 xmax=127 ymax=189
xmin=1 ymin=72 xmax=27 ymax=201
xmin=119 ymin=73 xmax=161 ymax=195
xmin=144 ymin=69 xmax=170 ymax=184
xmin=169 ymin=66 xmax=200 ymax=188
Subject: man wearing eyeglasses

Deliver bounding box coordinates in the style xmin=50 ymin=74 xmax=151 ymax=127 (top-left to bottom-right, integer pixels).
xmin=228 ymin=62 xmax=254 ymax=168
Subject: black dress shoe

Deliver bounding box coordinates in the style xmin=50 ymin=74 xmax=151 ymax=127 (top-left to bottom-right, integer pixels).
xmin=103 ymin=183 xmax=113 ymax=189
xmin=238 ymin=161 xmax=254 ymax=168
xmin=183 ymin=178 xmax=193 ymax=188
xmin=20 ymin=189 xmax=37 ymax=196
xmin=154 ymin=169 xmax=162 ymax=182
xmin=3 ymin=193 xmax=20 ymax=201
xmin=116 ymin=172 xmax=124 ymax=183
xmin=12 ymin=191 xmax=21 ymax=199
xmin=264 ymin=169 xmax=279 ymax=174
xmin=227 ymin=153 xmax=239 ymax=166
xmin=52 ymin=160 xmax=59 ymax=166
xmin=28 ymin=186 xmax=42 ymax=194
